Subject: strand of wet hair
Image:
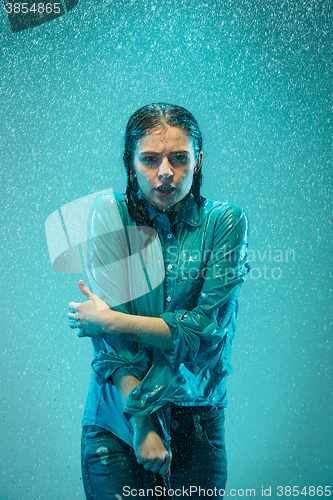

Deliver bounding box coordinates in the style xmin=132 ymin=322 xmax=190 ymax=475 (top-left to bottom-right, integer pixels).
xmin=125 ymin=180 xmax=150 ymax=225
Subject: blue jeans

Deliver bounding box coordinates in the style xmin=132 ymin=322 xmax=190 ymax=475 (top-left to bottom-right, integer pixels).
xmin=81 ymin=406 xmax=227 ymax=499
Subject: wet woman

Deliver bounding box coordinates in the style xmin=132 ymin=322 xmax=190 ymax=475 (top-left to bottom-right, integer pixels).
xmin=68 ymin=103 xmax=250 ymax=500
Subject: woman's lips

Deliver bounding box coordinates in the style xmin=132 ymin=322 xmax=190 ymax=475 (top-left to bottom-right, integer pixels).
xmin=155 ymin=186 xmax=175 ymax=196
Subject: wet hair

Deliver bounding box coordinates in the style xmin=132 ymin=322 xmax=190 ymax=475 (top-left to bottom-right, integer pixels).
xmin=123 ymin=102 xmax=203 ymax=224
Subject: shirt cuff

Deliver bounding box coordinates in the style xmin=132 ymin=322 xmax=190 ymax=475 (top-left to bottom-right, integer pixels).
xmin=160 ymin=310 xmax=201 ymax=364
xmin=92 ymin=347 xmax=151 ymax=385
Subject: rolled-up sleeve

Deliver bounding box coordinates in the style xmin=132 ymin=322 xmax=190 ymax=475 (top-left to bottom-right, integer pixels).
xmin=160 ymin=203 xmax=250 ymax=365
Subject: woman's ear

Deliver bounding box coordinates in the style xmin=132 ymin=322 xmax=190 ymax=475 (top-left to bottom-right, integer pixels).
xmin=194 ymin=151 xmax=203 ymax=173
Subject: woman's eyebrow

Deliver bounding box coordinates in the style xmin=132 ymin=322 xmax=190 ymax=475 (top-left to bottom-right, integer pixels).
xmin=168 ymin=151 xmax=190 ymax=154
xmin=139 ymin=150 xmax=190 ymax=155
xmin=139 ymin=152 xmax=161 ymax=155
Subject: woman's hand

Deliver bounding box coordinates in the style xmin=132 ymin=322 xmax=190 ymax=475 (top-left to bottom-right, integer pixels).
xmin=131 ymin=416 xmax=171 ymax=477
xmin=68 ymin=281 xmax=174 ymax=349
xmin=68 ymin=280 xmax=112 ymax=337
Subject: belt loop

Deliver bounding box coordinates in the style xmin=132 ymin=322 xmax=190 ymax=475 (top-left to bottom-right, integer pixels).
xmin=193 ymin=414 xmax=203 ymax=441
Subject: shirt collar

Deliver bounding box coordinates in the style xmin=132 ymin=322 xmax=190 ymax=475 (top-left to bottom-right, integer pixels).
xmin=138 ymin=191 xmax=200 ymax=228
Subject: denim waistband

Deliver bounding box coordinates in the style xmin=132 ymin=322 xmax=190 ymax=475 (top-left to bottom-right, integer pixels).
xmin=170 ymin=404 xmax=224 ymax=415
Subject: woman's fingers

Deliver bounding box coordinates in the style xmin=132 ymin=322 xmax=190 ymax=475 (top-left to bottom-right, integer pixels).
xmin=68 ymin=289 xmax=102 ymax=337
xmin=138 ymin=452 xmax=171 ymax=476
xmin=133 ymin=422 xmax=172 ymax=477
xmin=159 ymin=452 xmax=171 ymax=476
xmin=79 ymin=280 xmax=92 ymax=299
xmin=77 ymin=328 xmax=88 ymax=338
xmin=68 ymin=317 xmax=80 ymax=329
xmin=68 ymin=301 xmax=80 ymax=311
xmin=142 ymin=458 xmax=157 ymax=471
xmin=68 ymin=307 xmax=78 ymax=327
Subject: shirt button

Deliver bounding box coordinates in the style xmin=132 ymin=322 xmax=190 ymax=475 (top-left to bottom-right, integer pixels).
xmin=167 ymin=233 xmax=172 ymax=239
xmin=166 ymin=295 xmax=172 ymax=302
xmin=167 ymin=264 xmax=172 ymax=270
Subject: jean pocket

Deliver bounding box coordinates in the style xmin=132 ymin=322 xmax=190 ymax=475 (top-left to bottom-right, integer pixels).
xmin=83 ymin=426 xmax=113 ymax=444
xmin=202 ymin=412 xmax=226 ymax=452
xmin=203 ymin=428 xmax=226 ymax=451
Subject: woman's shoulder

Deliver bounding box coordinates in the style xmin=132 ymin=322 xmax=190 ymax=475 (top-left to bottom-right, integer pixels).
xmin=88 ymin=191 xmax=128 ymax=231
xmin=200 ymin=198 xmax=248 ymax=221
xmin=200 ymin=199 xmax=249 ymax=243
xmin=89 ymin=191 xmax=127 ymax=218
xmin=91 ymin=190 xmax=125 ymax=208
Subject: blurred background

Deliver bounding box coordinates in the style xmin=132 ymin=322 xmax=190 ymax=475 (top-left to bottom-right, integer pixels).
xmin=1 ymin=0 xmax=332 ymax=498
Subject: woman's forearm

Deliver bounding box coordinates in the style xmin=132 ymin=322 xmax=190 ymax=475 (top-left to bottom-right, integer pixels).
xmin=112 ymin=367 xmax=141 ymax=406
xmin=112 ymin=369 xmax=153 ymax=429
xmin=112 ymin=367 xmax=171 ymax=476
xmin=111 ymin=369 xmax=163 ymax=433
xmin=111 ymin=368 xmax=156 ymax=431
xmin=103 ymin=310 xmax=174 ymax=351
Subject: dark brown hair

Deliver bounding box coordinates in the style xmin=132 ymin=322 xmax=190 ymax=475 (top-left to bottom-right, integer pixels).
xmin=123 ymin=103 xmax=203 ymax=224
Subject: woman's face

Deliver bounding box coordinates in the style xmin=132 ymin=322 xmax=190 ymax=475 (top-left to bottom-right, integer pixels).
xmin=133 ymin=126 xmax=202 ymax=213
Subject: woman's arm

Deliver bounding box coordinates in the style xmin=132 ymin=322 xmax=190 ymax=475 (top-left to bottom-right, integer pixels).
xmin=68 ymin=193 xmax=172 ymax=349
xmin=70 ymin=193 xmax=170 ymax=474
xmin=68 ymin=280 xmax=172 ymax=475
xmin=70 ymin=203 xmax=249 ymax=359
xmin=112 ymin=368 xmax=171 ymax=476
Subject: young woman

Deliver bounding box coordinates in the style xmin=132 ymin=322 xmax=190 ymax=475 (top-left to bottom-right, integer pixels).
xmin=68 ymin=103 xmax=250 ymax=499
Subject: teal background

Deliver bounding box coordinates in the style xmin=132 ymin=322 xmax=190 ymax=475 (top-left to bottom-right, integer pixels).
xmin=1 ymin=0 xmax=332 ymax=498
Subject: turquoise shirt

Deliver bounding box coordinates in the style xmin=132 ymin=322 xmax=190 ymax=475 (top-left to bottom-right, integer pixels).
xmin=82 ymin=192 xmax=250 ymax=447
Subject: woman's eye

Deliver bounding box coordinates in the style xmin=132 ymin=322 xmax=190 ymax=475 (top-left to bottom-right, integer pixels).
xmin=141 ymin=156 xmax=159 ymax=166
xmin=170 ymin=155 xmax=188 ymax=164
xmin=140 ymin=154 xmax=189 ymax=167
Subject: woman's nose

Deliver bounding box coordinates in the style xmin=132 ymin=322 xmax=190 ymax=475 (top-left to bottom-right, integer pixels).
xmin=158 ymin=158 xmax=173 ymax=179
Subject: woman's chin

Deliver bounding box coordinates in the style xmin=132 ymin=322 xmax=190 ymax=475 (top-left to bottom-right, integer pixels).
xmin=153 ymin=198 xmax=185 ymax=214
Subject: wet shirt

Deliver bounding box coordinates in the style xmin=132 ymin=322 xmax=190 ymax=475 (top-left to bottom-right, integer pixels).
xmin=82 ymin=192 xmax=250 ymax=447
